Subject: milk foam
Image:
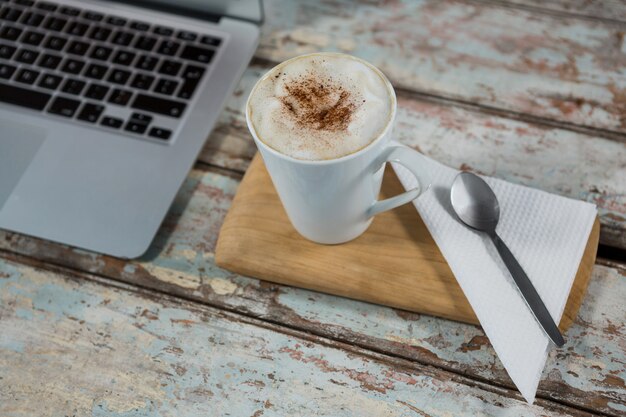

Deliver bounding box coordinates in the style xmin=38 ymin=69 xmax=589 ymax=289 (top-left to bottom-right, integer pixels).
xmin=248 ymin=54 xmax=394 ymax=161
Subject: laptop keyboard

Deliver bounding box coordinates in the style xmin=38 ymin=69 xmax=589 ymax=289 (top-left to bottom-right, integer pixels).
xmin=0 ymin=0 xmax=222 ymax=141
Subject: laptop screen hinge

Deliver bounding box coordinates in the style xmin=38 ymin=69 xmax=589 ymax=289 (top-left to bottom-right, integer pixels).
xmin=108 ymin=1 xmax=222 ymax=23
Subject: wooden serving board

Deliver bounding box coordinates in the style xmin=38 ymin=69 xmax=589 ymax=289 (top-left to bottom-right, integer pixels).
xmin=215 ymin=154 xmax=600 ymax=331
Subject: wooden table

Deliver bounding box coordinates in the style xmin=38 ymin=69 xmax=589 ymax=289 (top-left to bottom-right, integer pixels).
xmin=1 ymin=1 xmax=625 ymax=415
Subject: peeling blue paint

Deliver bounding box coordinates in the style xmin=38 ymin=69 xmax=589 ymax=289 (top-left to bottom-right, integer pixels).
xmin=608 ymin=401 xmax=626 ymax=413
xmin=1 ymin=258 xmax=624 ymax=416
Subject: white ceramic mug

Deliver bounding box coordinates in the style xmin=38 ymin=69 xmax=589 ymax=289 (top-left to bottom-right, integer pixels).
xmin=246 ymin=54 xmax=431 ymax=244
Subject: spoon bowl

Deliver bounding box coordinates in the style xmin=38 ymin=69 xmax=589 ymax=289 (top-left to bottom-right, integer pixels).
xmin=450 ymin=172 xmax=500 ymax=234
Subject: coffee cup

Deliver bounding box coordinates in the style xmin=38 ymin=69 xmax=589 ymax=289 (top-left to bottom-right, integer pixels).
xmin=246 ymin=52 xmax=431 ymax=244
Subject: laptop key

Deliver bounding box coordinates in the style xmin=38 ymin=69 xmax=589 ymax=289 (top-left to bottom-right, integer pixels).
xmin=0 ymin=81 xmax=51 ymax=110
xmin=157 ymin=40 xmax=179 ymax=55
xmin=14 ymin=0 xmax=35 ymax=6
xmin=77 ymin=102 xmax=104 ymax=123
xmin=0 ymin=43 xmax=16 ymax=59
xmin=153 ymin=26 xmax=173 ymax=36
xmin=48 ymin=95 xmax=80 ymax=117
xmin=43 ymin=16 xmax=67 ymax=32
xmin=15 ymin=48 xmax=39 ymax=64
xmin=66 ymin=22 xmax=88 ymax=37
xmin=90 ymin=46 xmax=112 ymax=61
xmin=129 ymin=21 xmax=149 ymax=31
xmin=177 ymin=31 xmax=197 ymax=41
xmin=21 ymin=30 xmax=44 ymax=45
xmin=149 ymin=126 xmax=171 ymax=140
xmin=112 ymin=31 xmax=134 ymax=46
xmin=38 ymin=72 xmax=62 ymax=90
xmin=44 ymin=35 xmax=67 ymax=51
xmin=130 ymin=112 xmax=152 ymax=125
xmin=180 ymin=45 xmax=214 ymax=63
xmin=35 ymin=1 xmax=55 ymax=11
xmin=178 ymin=64 xmax=205 ymax=99
xmin=154 ymin=78 xmax=178 ymax=95
xmin=106 ymin=16 xmax=127 ymax=26
xmin=89 ymin=26 xmax=111 ymax=41
xmin=61 ymin=58 xmax=85 ymax=75
xmin=0 ymin=7 xmax=22 ymax=21
xmin=59 ymin=6 xmax=80 ymax=16
xmin=112 ymin=50 xmax=135 ymax=66
xmin=15 ymin=68 xmax=39 ymax=84
xmin=38 ymin=53 xmax=62 ymax=69
xmin=182 ymin=65 xmax=205 ymax=80
xmin=61 ymin=78 xmax=86 ymax=95
xmin=158 ymin=59 xmax=181 ymax=76
xmin=132 ymin=93 xmax=185 ymax=118
xmin=83 ymin=11 xmax=103 ymax=21
xmin=20 ymin=11 xmax=44 ymax=27
xmin=36 ymin=2 xmax=57 ymax=11
xmin=135 ymin=35 xmax=157 ymax=51
xmin=101 ymin=116 xmax=123 ymax=128
xmin=125 ymin=120 xmax=148 ymax=134
xmin=125 ymin=112 xmax=153 ymax=134
xmin=108 ymin=88 xmax=132 ymax=105
xmin=130 ymin=73 xmax=154 ymax=90
xmin=84 ymin=63 xmax=108 ymax=79
xmin=84 ymin=83 xmax=109 ymax=100
xmin=0 ymin=63 xmax=16 ymax=79
xmin=0 ymin=25 xmax=22 ymax=41
xmin=108 ymin=68 xmax=130 ymax=85
xmin=200 ymin=35 xmax=221 ymax=47
xmin=178 ymin=82 xmax=200 ymax=100
xmin=136 ymin=55 xmax=158 ymax=71
xmin=67 ymin=40 xmax=89 ymax=55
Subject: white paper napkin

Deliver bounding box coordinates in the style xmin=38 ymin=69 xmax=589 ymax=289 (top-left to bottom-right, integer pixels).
xmin=391 ymin=142 xmax=597 ymax=403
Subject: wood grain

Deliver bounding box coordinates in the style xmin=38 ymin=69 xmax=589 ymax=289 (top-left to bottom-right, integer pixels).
xmin=0 ymin=258 xmax=598 ymax=417
xmin=215 ymin=154 xmax=599 ymax=332
xmin=200 ymin=64 xmax=626 ymax=249
xmin=0 ymin=1 xmax=623 ymax=415
xmin=0 ymin=166 xmax=623 ymax=415
xmin=257 ymin=0 xmax=626 ymax=134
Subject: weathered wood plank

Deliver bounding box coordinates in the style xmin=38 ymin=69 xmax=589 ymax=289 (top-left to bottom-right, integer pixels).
xmin=1 ymin=167 xmax=624 ymax=415
xmin=255 ymin=0 xmax=626 ymax=133
xmin=498 ymin=0 xmax=626 ymax=22
xmin=0 ymin=258 xmax=596 ymax=416
xmin=201 ymin=64 xmax=626 ymax=248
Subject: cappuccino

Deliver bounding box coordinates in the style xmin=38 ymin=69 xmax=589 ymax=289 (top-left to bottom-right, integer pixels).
xmin=247 ymin=53 xmax=395 ymax=161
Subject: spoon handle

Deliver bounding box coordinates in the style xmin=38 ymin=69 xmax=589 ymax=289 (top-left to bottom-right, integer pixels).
xmin=491 ymin=233 xmax=565 ymax=347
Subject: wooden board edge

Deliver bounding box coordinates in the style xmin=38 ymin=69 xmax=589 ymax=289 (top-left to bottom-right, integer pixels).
xmin=215 ymin=154 xmax=263 ymax=267
xmin=558 ymin=216 xmax=600 ymax=332
xmin=215 ymin=153 xmax=600 ymax=334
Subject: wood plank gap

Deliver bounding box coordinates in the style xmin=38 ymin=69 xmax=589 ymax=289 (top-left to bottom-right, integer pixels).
xmin=596 ymin=257 xmax=626 ymax=272
xmin=191 ymin=160 xmax=245 ymax=178
xmin=469 ymin=0 xmax=626 ymax=26
xmin=597 ymin=245 xmax=626 ymax=264
xmin=194 ymin=159 xmax=246 ymax=176
xmin=392 ymin=86 xmax=626 ymax=145
xmin=0 ymin=248 xmax=614 ymax=416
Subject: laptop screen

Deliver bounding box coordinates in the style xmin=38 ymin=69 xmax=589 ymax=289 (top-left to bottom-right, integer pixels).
xmin=119 ymin=0 xmax=263 ymax=24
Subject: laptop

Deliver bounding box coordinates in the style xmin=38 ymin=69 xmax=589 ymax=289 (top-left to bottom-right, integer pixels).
xmin=0 ymin=0 xmax=261 ymax=258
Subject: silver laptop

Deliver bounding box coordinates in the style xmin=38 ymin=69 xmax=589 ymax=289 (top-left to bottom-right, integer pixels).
xmin=0 ymin=0 xmax=260 ymax=257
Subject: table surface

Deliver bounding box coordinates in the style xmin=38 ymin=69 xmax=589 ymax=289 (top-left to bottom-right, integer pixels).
xmin=1 ymin=1 xmax=625 ymax=416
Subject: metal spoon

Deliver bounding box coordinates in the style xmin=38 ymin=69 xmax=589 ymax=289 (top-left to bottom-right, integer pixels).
xmin=450 ymin=172 xmax=565 ymax=347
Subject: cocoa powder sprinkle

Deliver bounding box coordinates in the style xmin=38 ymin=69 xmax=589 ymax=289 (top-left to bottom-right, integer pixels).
xmin=279 ymin=74 xmax=360 ymax=132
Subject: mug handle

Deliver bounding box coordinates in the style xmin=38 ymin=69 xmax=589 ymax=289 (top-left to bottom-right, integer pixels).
xmin=367 ymin=146 xmax=432 ymax=218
